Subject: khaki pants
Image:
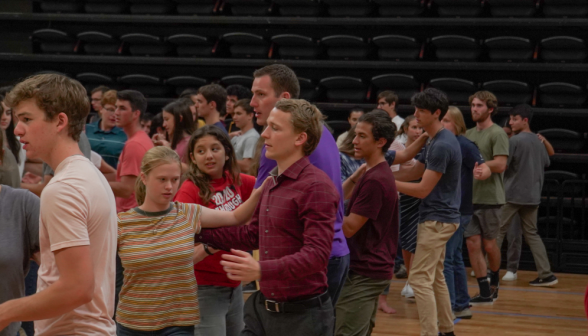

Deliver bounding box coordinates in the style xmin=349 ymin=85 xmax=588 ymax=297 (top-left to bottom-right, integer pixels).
xmin=497 ymin=203 xmax=553 ymax=279
xmin=409 ymin=221 xmax=459 ymax=336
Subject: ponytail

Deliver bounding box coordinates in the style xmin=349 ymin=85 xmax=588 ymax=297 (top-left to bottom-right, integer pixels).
xmin=135 ymin=176 xmax=147 ymax=206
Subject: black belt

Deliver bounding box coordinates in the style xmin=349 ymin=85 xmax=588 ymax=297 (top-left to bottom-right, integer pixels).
xmin=259 ymin=291 xmax=330 ymax=313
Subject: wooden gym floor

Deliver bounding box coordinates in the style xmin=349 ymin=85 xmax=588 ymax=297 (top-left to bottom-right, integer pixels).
xmin=373 ymin=269 xmax=587 ymax=335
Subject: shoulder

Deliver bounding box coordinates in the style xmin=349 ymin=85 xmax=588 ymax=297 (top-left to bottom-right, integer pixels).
xmin=300 ymin=164 xmax=338 ymax=193
xmin=85 ymin=122 xmax=98 ymax=132
xmin=490 ymin=124 xmax=509 ymax=138
xmin=240 ymin=173 xmax=257 ymax=185
xmin=117 ymin=208 xmax=140 ymax=223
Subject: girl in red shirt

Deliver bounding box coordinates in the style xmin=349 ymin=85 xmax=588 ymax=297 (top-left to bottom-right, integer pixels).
xmin=175 ymin=125 xmax=256 ymax=336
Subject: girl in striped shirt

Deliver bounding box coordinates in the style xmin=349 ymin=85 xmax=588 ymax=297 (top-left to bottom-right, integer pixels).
xmin=116 ymin=146 xmax=263 ymax=336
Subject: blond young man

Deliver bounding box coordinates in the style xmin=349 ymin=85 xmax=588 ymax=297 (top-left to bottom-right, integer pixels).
xmin=0 ymin=74 xmax=117 ymax=335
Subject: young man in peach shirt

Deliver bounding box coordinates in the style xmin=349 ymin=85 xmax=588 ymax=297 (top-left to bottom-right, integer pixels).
xmin=0 ymin=74 xmax=117 ymax=335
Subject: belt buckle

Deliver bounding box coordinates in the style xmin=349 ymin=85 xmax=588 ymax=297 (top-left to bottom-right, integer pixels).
xmin=265 ymin=300 xmax=280 ymax=313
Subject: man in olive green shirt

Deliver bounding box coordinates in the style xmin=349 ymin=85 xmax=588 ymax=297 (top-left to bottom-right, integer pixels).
xmin=465 ymin=91 xmax=509 ymax=306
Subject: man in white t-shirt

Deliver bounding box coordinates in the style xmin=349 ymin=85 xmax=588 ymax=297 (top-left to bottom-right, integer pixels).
xmin=377 ymin=90 xmax=404 ymax=130
xmin=0 ymin=74 xmax=117 ymax=336
xmin=230 ymin=98 xmax=259 ymax=174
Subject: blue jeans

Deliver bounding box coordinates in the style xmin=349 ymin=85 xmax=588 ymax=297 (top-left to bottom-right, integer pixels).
xmin=443 ymin=215 xmax=471 ymax=312
xmin=22 ymin=261 xmax=39 ymax=336
xmin=117 ymin=324 xmax=194 ymax=336
xmin=326 ymin=254 xmax=350 ymax=307
xmin=194 ymin=285 xmax=244 ymax=336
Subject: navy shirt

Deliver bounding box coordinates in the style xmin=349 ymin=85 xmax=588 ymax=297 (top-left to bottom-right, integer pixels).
xmin=86 ymin=120 xmax=127 ymax=169
xmin=417 ymin=129 xmax=462 ymax=224
xmin=213 ymin=121 xmax=228 ymax=134
xmin=457 ymin=135 xmax=485 ymax=215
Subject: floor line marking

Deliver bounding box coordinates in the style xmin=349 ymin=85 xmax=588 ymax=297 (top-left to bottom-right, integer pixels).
xmin=472 ymin=310 xmax=587 ymax=322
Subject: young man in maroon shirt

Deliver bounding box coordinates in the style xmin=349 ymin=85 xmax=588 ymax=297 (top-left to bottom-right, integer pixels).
xmin=194 ymin=99 xmax=340 ymax=336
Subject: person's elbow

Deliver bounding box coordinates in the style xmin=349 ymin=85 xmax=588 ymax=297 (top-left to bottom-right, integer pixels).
xmin=119 ymin=183 xmax=135 ymax=199
xmin=342 ymin=224 xmax=357 ymax=238
xmin=493 ymin=163 xmax=507 ymax=174
xmin=68 ymin=277 xmax=95 ymax=307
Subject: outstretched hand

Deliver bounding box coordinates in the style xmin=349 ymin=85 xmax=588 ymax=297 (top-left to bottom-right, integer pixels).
xmin=220 ymin=249 xmax=261 ymax=282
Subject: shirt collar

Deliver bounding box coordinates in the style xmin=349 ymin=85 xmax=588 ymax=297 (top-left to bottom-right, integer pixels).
xmin=93 ymin=119 xmax=121 ymax=134
xmin=269 ymin=156 xmax=311 ymax=181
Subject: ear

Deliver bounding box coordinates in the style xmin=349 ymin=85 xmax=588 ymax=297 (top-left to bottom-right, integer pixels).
xmin=294 ymin=132 xmax=308 ymax=150
xmin=210 ymin=100 xmax=217 ymax=111
xmin=225 ymin=156 xmax=229 ymax=161
xmin=433 ymin=109 xmax=442 ymax=120
xmin=179 ymin=114 xmax=183 ymax=123
xmin=55 ymin=112 xmax=69 ymax=134
xmin=280 ymin=92 xmax=292 ymax=99
xmin=140 ymin=172 xmax=147 ymax=185
xmin=391 ymin=102 xmax=396 ymax=109
xmin=190 ymin=151 xmax=196 ymax=164
xmin=376 ymin=136 xmax=387 ymax=149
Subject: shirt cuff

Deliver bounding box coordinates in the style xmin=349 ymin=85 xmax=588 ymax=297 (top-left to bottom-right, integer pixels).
xmin=50 ymin=239 xmax=90 ymax=252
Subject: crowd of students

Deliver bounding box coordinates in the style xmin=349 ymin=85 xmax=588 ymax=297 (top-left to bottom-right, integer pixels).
xmin=0 ymin=63 xmax=558 ymax=336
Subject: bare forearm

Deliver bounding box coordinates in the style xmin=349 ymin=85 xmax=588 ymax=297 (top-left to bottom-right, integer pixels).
xmin=109 ymin=181 xmax=133 ymax=198
xmin=342 ymin=178 xmax=356 ymax=200
xmin=486 ymin=159 xmax=506 ymax=173
xmin=543 ymin=140 xmax=555 ymax=156
xmin=24 ymin=162 xmax=44 ymax=176
xmin=21 ymin=182 xmax=47 ymax=197
xmin=232 ymin=187 xmax=262 ymax=224
xmin=395 ymin=181 xmax=427 ymax=199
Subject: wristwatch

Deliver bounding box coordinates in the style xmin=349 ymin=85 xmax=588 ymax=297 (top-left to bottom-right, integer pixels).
xmin=203 ymin=243 xmax=214 ymax=255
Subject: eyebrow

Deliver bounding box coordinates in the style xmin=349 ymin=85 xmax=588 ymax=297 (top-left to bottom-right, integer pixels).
xmin=16 ymin=111 xmax=33 ymax=117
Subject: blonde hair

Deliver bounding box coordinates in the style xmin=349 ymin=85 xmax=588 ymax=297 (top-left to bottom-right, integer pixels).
xmin=446 ymin=106 xmax=467 ymax=136
xmin=135 ymin=146 xmax=181 ymax=206
xmin=274 ymin=99 xmax=324 ymax=156
xmin=5 ymin=74 xmax=90 ymax=142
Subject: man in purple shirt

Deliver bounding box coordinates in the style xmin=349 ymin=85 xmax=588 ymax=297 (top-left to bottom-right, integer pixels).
xmin=250 ymin=64 xmax=350 ymax=307
xmin=195 ymin=99 xmax=339 ymax=336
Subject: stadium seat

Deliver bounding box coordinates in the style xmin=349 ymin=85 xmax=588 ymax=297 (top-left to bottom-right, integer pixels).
xmin=371 ymin=74 xmax=420 ymax=103
xmin=431 ymin=35 xmax=481 ymax=61
xmin=373 ymin=35 xmax=422 ymax=61
xmin=486 ymin=0 xmax=537 ymax=17
xmin=119 ymin=74 xmax=171 ymax=97
xmin=85 ymin=0 xmax=128 ymax=14
xmin=326 ymin=120 xmax=351 ymax=138
xmin=482 ymin=80 xmax=533 ymax=106
xmin=538 ymin=129 xmax=587 ymax=153
xmin=429 ymin=78 xmax=477 ymax=105
xmin=544 ymin=169 xmax=581 ymax=180
xmin=485 ymin=36 xmax=534 ymax=62
xmin=299 ymin=77 xmax=320 ymax=102
xmin=166 ymin=76 xmax=207 ymax=95
xmin=540 ymin=36 xmax=587 ymax=63
xmin=77 ymin=31 xmax=120 ymax=56
xmin=272 ymin=34 xmax=321 ymax=60
xmin=434 ymin=0 xmax=483 ymax=17
xmin=221 ymin=75 xmax=254 ymax=88
xmin=543 ymin=0 xmax=588 ymax=18
xmin=538 ymin=82 xmax=586 ymax=107
xmin=320 ymin=77 xmax=367 ymax=103
xmin=120 ymin=33 xmax=171 ymax=56
xmin=274 ymin=0 xmax=324 ymax=16
xmin=128 ymin=0 xmax=174 ymax=14
xmin=373 ymin=0 xmax=426 ymax=17
xmin=39 ymin=0 xmax=83 ymax=13
xmin=321 ymin=35 xmax=371 ymax=60
xmin=174 ymin=0 xmax=218 ymax=15
xmin=31 ymin=29 xmax=77 ymax=54
xmin=222 ymin=33 xmax=269 ymax=59
xmin=76 ymin=73 xmax=116 ymax=92
xmin=167 ymin=34 xmax=216 ymax=57
xmin=224 ymin=0 xmax=272 ymax=16
xmin=323 ymin=0 xmax=374 ymax=17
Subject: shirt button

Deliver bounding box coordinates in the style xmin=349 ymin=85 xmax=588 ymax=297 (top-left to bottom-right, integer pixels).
xmin=271 ymin=293 xmax=274 ymax=296
xmin=265 ymin=251 xmax=268 ymax=254
xmin=199 ymin=236 xmax=202 ymax=239
xmin=266 ymin=208 xmax=269 ymax=212
xmin=265 ymin=230 xmax=268 ymax=233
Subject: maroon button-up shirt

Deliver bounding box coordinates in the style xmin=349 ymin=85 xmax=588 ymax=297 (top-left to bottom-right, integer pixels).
xmin=195 ymin=156 xmax=339 ymax=302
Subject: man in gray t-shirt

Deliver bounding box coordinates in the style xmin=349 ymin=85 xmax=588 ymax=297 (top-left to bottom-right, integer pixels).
xmin=496 ymin=105 xmax=557 ymax=287
xmin=0 ymin=185 xmax=40 ymax=336
xmin=230 ymin=99 xmax=260 ymax=174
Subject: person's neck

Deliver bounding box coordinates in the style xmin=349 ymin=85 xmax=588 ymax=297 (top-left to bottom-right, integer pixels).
xmin=139 ymin=198 xmax=170 ymax=213
xmin=100 ymin=119 xmax=113 ymax=132
xmin=277 ymin=152 xmax=305 ymax=175
xmin=240 ymin=122 xmax=253 ymax=134
xmin=204 ymin=112 xmax=220 ymax=126
xmin=476 ymin=116 xmax=494 ymax=131
xmin=123 ymin=122 xmax=142 ymax=138
xmin=520 ymin=126 xmax=532 ymax=133
xmin=364 ymin=151 xmax=386 ymax=169
xmin=45 ymin=137 xmax=84 ymax=172
xmin=388 ymin=110 xmax=397 ymax=119
xmin=424 ymin=121 xmax=444 ymax=139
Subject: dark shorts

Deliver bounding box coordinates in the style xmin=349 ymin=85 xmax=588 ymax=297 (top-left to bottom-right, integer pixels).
xmin=464 ymin=205 xmax=502 ymax=240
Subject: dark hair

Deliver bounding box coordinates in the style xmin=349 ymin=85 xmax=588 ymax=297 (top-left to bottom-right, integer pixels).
xmin=141 ymin=113 xmax=154 ymax=122
xmin=198 ymin=84 xmax=227 ymax=114
xmin=149 ymin=112 xmax=164 ymax=138
xmin=253 ymin=64 xmax=300 ymax=99
xmin=162 ymin=100 xmax=196 ymax=151
xmin=509 ymin=104 xmax=533 ymax=123
xmin=377 ymin=90 xmax=399 ymax=106
xmin=117 ymin=90 xmax=147 ymax=116
xmin=0 ymin=94 xmax=20 ymax=164
xmin=91 ymin=85 xmax=110 ymax=95
xmin=0 ymin=86 xmax=13 ymax=96
xmin=234 ymin=99 xmax=254 ymax=114
xmin=358 ymin=109 xmax=397 ymax=153
xmin=349 ymin=106 xmax=364 ymax=116
xmin=411 ymin=88 xmax=449 ymax=120
xmin=179 ymin=88 xmax=198 ymax=99
xmin=226 ymin=84 xmax=252 ymax=100
xmin=185 ymin=125 xmax=241 ymax=205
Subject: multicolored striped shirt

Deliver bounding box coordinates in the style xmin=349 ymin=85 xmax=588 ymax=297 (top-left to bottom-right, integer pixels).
xmin=117 ymin=202 xmax=202 ymax=331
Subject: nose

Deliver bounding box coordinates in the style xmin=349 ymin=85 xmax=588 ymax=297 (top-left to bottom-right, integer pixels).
xmin=352 ymin=135 xmax=359 ymax=145
xmin=261 ymin=126 xmax=270 ymax=139
xmin=250 ymin=96 xmax=259 ymax=108
xmin=165 ymin=180 xmax=173 ymax=190
xmin=14 ymin=120 xmax=24 ymax=137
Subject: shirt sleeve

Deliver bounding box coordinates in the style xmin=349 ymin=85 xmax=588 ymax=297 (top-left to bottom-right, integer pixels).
xmin=350 ymin=179 xmax=384 ymax=221
xmin=259 ymin=180 xmax=338 ymax=282
xmin=492 ymin=128 xmax=510 ymax=158
xmin=24 ymin=191 xmax=41 ymax=254
xmin=181 ymin=203 xmax=202 ymax=234
xmin=195 ymin=205 xmax=261 ymax=251
xmin=118 ymin=142 xmax=147 ymax=177
xmin=425 ymin=143 xmax=451 ymax=174
xmin=417 ymin=146 xmax=427 ymax=164
xmin=241 ymin=136 xmax=259 ymax=159
xmin=41 ymin=182 xmax=90 ymax=252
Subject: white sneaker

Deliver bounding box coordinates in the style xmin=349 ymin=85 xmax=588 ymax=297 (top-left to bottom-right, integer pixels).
xmin=405 ymin=283 xmax=415 ymax=298
xmin=471 ymin=270 xmax=475 ymax=277
xmin=502 ymin=271 xmax=517 ymax=281
xmin=401 ymin=282 xmax=408 ymax=296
